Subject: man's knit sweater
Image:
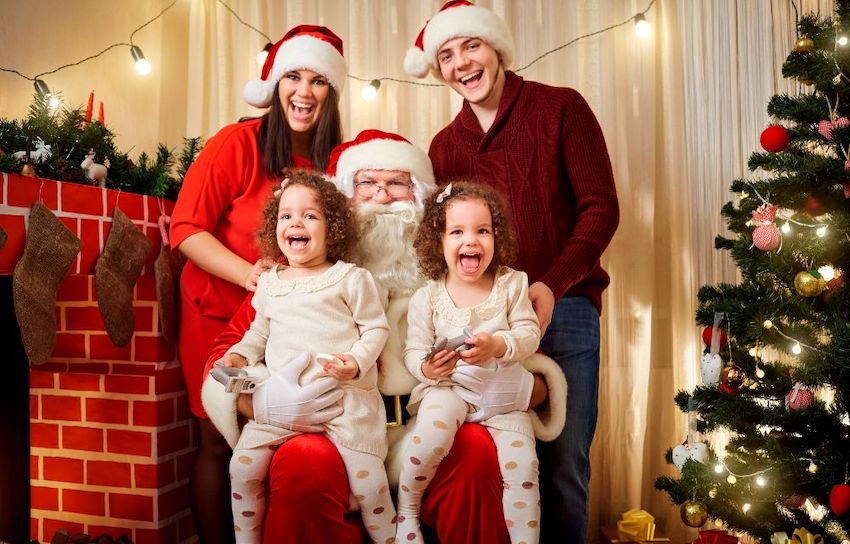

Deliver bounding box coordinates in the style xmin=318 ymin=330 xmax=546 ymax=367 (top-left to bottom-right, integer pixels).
xmin=429 ymin=71 xmax=619 ymax=313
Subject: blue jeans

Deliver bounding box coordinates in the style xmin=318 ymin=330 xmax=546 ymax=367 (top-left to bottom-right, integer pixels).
xmin=537 ymin=296 xmax=600 ymax=543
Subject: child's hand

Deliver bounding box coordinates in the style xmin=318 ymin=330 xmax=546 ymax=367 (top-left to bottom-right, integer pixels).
xmin=422 ymin=350 xmax=460 ymax=380
xmin=244 ymin=258 xmax=274 ymax=292
xmin=223 ymin=353 xmax=248 ymax=368
xmin=458 ymin=333 xmax=506 ymax=365
xmin=322 ymin=353 xmax=359 ymax=381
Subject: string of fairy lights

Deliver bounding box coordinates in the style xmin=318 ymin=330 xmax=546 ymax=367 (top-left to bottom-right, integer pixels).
xmin=0 ymin=0 xmax=656 ymax=108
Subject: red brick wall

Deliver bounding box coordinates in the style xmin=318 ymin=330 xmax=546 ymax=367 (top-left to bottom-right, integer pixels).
xmin=1 ymin=174 xmax=196 ymax=543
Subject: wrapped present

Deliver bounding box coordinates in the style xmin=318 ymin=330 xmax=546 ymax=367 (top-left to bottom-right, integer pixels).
xmin=617 ymin=509 xmax=656 ymax=541
xmin=791 ymin=528 xmax=824 ymax=544
xmin=690 ymin=529 xmax=738 ymax=544
xmin=599 ymin=525 xmax=670 ymax=544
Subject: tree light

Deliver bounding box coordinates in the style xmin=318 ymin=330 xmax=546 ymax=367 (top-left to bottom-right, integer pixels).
xmin=33 ymin=79 xmax=50 ymax=97
xmin=361 ymin=79 xmax=381 ymax=101
xmin=781 ymin=222 xmax=791 ymax=234
xmin=808 ymin=461 xmax=818 ymax=473
xmin=742 ymin=503 xmax=752 ymax=513
xmin=791 ymin=342 xmax=802 ymax=355
xmin=838 ymin=35 xmax=849 ymax=46
xmin=48 ymin=95 xmax=60 ymax=111
xmin=130 ymin=45 xmax=151 ymax=75
xmin=756 ymin=476 xmax=767 ymax=487
xmin=727 ymin=474 xmax=737 ymax=484
xmin=634 ymin=13 xmax=651 ymax=37
xmin=714 ymin=464 xmax=724 ymax=474
xmin=816 ymin=226 xmax=827 ymax=237
xmin=257 ymin=42 xmax=273 ymax=69
xmin=818 ymin=265 xmax=836 ymax=281
xmin=763 ymin=320 xmax=773 ymax=329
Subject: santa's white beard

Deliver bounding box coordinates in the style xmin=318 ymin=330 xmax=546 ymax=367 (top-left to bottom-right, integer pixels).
xmin=354 ymin=201 xmax=424 ymax=298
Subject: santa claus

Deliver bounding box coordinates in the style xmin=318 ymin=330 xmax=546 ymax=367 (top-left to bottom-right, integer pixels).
xmin=201 ymin=130 xmax=566 ymax=543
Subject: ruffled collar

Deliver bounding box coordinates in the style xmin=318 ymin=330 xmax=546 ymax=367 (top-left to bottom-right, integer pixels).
xmin=428 ymin=266 xmax=514 ymax=327
xmin=263 ymin=261 xmax=355 ymax=296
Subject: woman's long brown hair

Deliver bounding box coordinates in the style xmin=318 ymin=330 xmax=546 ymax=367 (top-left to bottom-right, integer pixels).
xmin=258 ymin=81 xmax=342 ymax=174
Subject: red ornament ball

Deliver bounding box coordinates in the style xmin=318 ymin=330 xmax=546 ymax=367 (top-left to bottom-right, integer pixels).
xmin=701 ymin=326 xmax=728 ymax=348
xmin=830 ymin=484 xmax=850 ymax=516
xmin=760 ymin=124 xmax=790 ymax=152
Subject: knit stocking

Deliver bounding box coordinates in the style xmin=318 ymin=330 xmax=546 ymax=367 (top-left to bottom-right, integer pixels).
xmin=13 ymin=202 xmax=81 ymax=364
xmin=95 ymin=208 xmax=151 ymax=346
xmin=154 ymin=245 xmax=177 ymax=343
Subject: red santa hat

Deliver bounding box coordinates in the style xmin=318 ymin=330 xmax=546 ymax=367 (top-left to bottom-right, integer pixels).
xmin=327 ymin=130 xmax=436 ymax=208
xmin=243 ymin=24 xmax=347 ymax=108
xmin=403 ymin=0 xmax=514 ymax=80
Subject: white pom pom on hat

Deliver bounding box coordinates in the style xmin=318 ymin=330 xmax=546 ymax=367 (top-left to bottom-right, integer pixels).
xmin=403 ymin=0 xmax=515 ymax=80
xmin=242 ymin=24 xmax=347 ymax=108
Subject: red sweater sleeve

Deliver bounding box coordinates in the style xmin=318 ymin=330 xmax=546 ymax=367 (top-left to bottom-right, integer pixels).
xmin=202 ymin=293 xmax=258 ymax=379
xmin=538 ymin=90 xmax=619 ymax=299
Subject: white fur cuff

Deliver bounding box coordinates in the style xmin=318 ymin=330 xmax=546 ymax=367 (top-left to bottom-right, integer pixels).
xmin=522 ymin=352 xmax=567 ymax=442
xmin=201 ymin=375 xmax=241 ymax=449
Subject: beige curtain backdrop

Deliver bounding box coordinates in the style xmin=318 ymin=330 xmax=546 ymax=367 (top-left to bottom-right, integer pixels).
xmin=0 ymin=0 xmax=836 ymax=541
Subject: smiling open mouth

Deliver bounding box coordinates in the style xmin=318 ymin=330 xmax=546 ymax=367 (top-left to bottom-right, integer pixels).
xmin=287 ymin=235 xmax=309 ymax=249
xmin=460 ymin=71 xmax=482 ymax=87
xmin=459 ymin=252 xmax=481 ymax=273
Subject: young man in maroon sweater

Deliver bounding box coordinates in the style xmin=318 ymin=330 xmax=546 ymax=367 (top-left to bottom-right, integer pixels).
xmin=404 ymin=2 xmax=620 ymax=542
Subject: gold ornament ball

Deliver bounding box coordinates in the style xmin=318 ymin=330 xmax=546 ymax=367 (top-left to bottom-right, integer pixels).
xmin=680 ymin=500 xmax=709 ymax=528
xmin=794 ymin=36 xmax=816 ymax=52
xmin=720 ymin=363 xmax=746 ymax=390
xmin=794 ymin=271 xmax=826 ymax=297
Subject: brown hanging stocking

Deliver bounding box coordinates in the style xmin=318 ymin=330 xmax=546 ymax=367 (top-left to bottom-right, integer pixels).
xmin=13 ymin=202 xmax=82 ymax=364
xmin=95 ymin=208 xmax=152 ymax=346
xmin=154 ymin=245 xmax=177 ymax=343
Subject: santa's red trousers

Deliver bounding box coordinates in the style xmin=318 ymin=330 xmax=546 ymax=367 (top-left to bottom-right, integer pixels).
xmin=263 ymin=424 xmax=510 ymax=544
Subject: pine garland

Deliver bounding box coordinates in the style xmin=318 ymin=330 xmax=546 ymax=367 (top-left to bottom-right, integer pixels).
xmin=0 ymin=93 xmax=203 ymax=200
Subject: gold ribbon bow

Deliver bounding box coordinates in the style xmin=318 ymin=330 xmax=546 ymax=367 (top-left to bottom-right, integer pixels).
xmin=617 ymin=508 xmax=656 ymax=541
xmin=791 ymin=528 xmax=824 ymax=544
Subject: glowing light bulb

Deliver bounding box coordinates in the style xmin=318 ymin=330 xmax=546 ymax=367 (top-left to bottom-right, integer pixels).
xmin=792 ymin=342 xmax=802 ymax=355
xmin=742 ymin=503 xmax=751 ymax=513
xmin=634 ymin=14 xmax=651 ymax=37
xmin=48 ymin=95 xmax=60 ymax=111
xmin=809 ymin=461 xmax=818 ymax=473
xmin=756 ymin=367 xmax=765 ymax=378
xmin=816 ymin=226 xmax=827 ymax=237
xmin=763 ymin=320 xmax=773 ymax=329
xmin=727 ymin=474 xmax=737 ymax=484
xmin=781 ymin=222 xmax=791 ymax=234
xmin=749 ymin=347 xmax=757 ymax=356
xmin=818 ymin=265 xmax=836 ymax=281
xmin=838 ymin=35 xmax=849 ymax=46
xmin=756 ymin=476 xmax=766 ymax=487
xmin=714 ymin=464 xmax=724 ymax=474
xmin=257 ymin=42 xmax=273 ymax=69
xmin=130 ymin=46 xmax=151 ymax=75
xmin=361 ymin=80 xmax=380 ymax=101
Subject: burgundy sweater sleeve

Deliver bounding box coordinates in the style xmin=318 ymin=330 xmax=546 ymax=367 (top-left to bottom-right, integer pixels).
xmin=538 ymin=90 xmax=619 ymax=299
xmin=201 ymin=293 xmax=258 ymax=379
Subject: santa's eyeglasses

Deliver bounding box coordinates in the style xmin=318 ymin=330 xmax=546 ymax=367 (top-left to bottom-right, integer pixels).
xmin=354 ymin=180 xmax=413 ymax=198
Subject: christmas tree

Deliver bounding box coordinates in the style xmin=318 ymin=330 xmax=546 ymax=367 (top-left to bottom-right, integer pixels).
xmin=655 ymin=3 xmax=850 ymax=543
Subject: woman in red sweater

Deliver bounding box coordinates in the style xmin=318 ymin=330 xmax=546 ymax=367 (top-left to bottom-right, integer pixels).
xmin=169 ymin=25 xmax=346 ymax=543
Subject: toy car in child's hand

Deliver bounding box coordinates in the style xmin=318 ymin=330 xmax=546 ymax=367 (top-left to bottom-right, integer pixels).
xmin=421 ymin=327 xmax=474 ymax=362
xmin=211 ymin=364 xmax=260 ymax=394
